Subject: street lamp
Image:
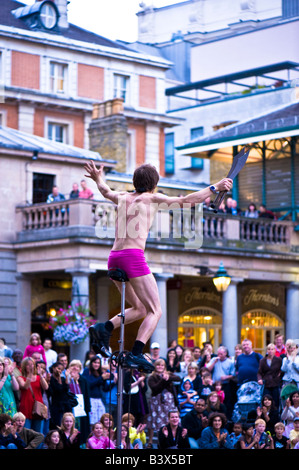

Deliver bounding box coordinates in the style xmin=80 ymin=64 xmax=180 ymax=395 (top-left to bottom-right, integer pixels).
xmin=197 ymin=261 xmax=231 ymax=292
xmin=212 ymin=262 xmax=231 ymax=292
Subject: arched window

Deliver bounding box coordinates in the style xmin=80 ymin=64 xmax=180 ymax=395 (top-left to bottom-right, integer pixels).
xmin=241 ymin=309 xmax=284 ymax=354
xmin=178 ymin=307 xmax=222 ymax=350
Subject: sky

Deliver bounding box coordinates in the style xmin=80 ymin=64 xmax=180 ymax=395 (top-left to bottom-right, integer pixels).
xmin=21 ymin=0 xmax=185 ymax=42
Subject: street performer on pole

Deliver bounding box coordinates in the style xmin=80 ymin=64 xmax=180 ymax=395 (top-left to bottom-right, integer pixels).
xmin=84 ymin=160 xmax=232 ymax=371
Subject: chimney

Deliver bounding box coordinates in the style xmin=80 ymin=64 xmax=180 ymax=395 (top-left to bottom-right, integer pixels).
xmin=52 ymin=0 xmax=69 ymax=30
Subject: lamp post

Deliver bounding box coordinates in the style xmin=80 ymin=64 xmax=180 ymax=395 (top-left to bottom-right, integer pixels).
xmin=197 ymin=262 xmax=231 ymax=292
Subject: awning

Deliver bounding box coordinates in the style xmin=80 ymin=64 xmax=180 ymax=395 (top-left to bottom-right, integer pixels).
xmin=176 ymin=101 xmax=299 ymax=162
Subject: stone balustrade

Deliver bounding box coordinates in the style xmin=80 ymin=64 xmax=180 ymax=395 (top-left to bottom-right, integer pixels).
xmin=15 ymin=199 xmax=297 ymax=251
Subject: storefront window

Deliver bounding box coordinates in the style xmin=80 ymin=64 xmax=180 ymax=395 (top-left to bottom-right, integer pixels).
xmin=178 ymin=308 xmax=222 ymax=350
xmin=241 ymin=310 xmax=284 ymax=354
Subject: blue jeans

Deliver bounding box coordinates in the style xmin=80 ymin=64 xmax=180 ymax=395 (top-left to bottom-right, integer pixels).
xmin=0 ymin=443 xmax=18 ymax=449
xmin=25 ymin=418 xmax=43 ymax=433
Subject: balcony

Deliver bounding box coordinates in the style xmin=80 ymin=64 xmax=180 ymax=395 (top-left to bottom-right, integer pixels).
xmin=15 ymin=199 xmax=299 ymax=255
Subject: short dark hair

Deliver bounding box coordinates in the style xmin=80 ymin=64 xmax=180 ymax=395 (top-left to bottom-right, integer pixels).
xmin=133 ymin=164 xmax=159 ymax=193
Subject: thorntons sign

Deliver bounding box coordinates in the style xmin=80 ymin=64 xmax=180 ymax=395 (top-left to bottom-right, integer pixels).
xmin=241 ymin=285 xmax=285 ymax=316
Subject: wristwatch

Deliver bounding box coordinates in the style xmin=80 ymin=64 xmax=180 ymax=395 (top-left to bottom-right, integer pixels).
xmin=209 ymin=185 xmax=218 ymax=194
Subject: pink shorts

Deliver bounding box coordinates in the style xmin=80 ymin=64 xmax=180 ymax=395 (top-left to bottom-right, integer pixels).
xmin=108 ymin=249 xmax=151 ymax=279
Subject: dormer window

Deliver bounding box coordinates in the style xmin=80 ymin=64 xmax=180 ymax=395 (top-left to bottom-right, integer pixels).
xmin=40 ymin=2 xmax=58 ymax=30
xmin=11 ymin=1 xmax=59 ymax=32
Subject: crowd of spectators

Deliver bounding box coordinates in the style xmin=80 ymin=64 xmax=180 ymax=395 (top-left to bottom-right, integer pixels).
xmin=0 ymin=333 xmax=299 ymax=450
xmin=203 ymin=196 xmax=276 ymax=220
xmin=46 ymin=180 xmax=94 ymax=204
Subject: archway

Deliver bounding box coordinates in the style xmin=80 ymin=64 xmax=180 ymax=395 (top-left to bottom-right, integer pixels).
xmin=178 ymin=307 xmax=222 ymax=350
xmin=241 ymin=309 xmax=284 ymax=354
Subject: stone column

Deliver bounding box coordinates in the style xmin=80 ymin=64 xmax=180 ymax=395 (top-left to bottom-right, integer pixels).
xmin=16 ymin=274 xmax=32 ymax=353
xmin=65 ymin=268 xmax=95 ymax=362
xmin=286 ymin=282 xmax=299 ymax=340
xmin=150 ymin=273 xmax=173 ymax=358
xmin=167 ymin=288 xmax=179 ymax=347
xmin=96 ymin=276 xmax=111 ymax=323
xmin=222 ymin=278 xmax=243 ymax=357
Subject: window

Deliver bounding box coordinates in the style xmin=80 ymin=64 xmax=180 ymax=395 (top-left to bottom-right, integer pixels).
xmin=47 ymin=122 xmax=68 ymax=144
xmin=190 ymin=127 xmax=204 ymax=170
xmin=165 ymin=132 xmax=175 ymax=175
xmin=113 ymin=74 xmax=129 ymax=102
xmin=282 ymin=0 xmax=299 ymax=18
xmin=33 ymin=173 xmax=55 ymax=203
xmin=40 ymin=2 xmax=58 ymax=29
xmin=50 ymin=62 xmax=67 ymax=94
xmin=0 ymin=51 xmax=4 ymax=103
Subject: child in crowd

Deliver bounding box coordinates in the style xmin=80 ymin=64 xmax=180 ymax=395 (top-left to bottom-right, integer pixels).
xmin=121 ymin=413 xmax=146 ymax=448
xmin=272 ymin=422 xmax=290 ymax=449
xmin=87 ymin=421 xmax=115 ymax=449
xmin=177 ymin=379 xmax=199 ymax=417
xmin=236 ymin=423 xmax=256 ymax=449
xmin=59 ymin=412 xmax=80 ymax=449
xmin=43 ymin=430 xmax=63 ymax=449
xmin=200 ymin=371 xmax=214 ymax=401
xmin=252 ymin=418 xmax=273 ymax=449
xmin=214 ymin=381 xmax=225 ymax=404
xmin=229 ymin=422 xmax=243 ymax=448
xmin=100 ymin=413 xmax=114 ymax=441
xmin=23 ymin=333 xmax=47 ymax=365
xmin=289 ymin=417 xmax=299 ymax=449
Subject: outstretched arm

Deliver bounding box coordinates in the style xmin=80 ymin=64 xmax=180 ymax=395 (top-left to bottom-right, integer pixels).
xmin=84 ymin=161 xmax=124 ymax=204
xmin=152 ymin=178 xmax=233 ymax=207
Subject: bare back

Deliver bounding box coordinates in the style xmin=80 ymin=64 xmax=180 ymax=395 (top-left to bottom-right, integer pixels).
xmin=112 ymin=192 xmax=157 ymax=251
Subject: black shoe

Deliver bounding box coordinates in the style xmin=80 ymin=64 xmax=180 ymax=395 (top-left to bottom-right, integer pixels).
xmin=89 ymin=323 xmax=111 ymax=357
xmin=124 ymin=352 xmax=155 ymax=373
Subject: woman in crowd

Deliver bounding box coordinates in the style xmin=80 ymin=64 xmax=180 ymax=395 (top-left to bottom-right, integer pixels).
xmin=244 ymin=203 xmax=259 ymax=218
xmin=82 ymin=355 xmax=108 ymax=428
xmin=36 ymin=360 xmax=51 ymax=435
xmin=0 ymin=358 xmax=19 ymax=417
xmin=198 ymin=343 xmax=216 ymax=369
xmin=206 ymin=391 xmax=227 ymax=417
xmin=123 ymin=369 xmax=149 ymax=427
xmin=199 ymin=412 xmax=234 ymax=449
xmin=102 ymin=362 xmax=118 ymax=423
xmin=68 ymin=359 xmax=90 ymax=445
xmin=181 ymin=361 xmax=202 ymax=395
xmin=280 ymin=390 xmax=299 ymax=438
xmin=146 ymin=358 xmax=180 ymax=449
xmin=158 ymin=409 xmax=190 ymax=449
xmin=257 ymin=343 xmax=283 ymax=409
xmin=17 ymin=357 xmax=48 ymax=433
xmin=48 ymin=361 xmax=73 ymax=430
xmin=247 ymin=394 xmax=280 ymax=435
xmin=165 ymin=348 xmax=180 ymax=373
xmin=281 ymin=340 xmax=299 ymax=389
xmin=178 ymin=349 xmax=194 ymax=377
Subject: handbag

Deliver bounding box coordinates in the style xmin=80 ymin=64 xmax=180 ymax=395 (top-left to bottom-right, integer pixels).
xmin=73 ymin=393 xmax=86 ymax=417
xmin=29 ymin=385 xmax=48 ymax=420
xmin=66 ymin=390 xmax=78 ymax=408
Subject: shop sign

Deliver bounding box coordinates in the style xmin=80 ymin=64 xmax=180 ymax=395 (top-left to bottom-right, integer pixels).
xmin=241 ymin=284 xmax=285 ymax=316
xmin=44 ymin=279 xmax=72 ymax=289
xmin=182 ymin=287 xmax=222 ymax=309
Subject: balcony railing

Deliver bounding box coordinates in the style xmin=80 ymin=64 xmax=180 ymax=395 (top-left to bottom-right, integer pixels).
xmin=15 ymin=199 xmax=297 ymax=251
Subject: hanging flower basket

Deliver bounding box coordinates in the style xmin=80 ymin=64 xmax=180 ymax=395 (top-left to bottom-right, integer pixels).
xmin=49 ymin=303 xmax=96 ymax=344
